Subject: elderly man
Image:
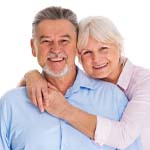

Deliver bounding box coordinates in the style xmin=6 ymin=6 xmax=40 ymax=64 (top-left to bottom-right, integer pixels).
xmin=0 ymin=6 xmax=141 ymax=150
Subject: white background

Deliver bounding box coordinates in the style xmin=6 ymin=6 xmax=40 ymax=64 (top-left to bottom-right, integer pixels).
xmin=0 ymin=0 xmax=150 ymax=96
xmin=0 ymin=0 xmax=150 ymax=149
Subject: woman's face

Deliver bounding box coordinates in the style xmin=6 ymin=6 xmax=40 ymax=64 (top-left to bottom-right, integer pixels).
xmin=79 ymin=36 xmax=122 ymax=83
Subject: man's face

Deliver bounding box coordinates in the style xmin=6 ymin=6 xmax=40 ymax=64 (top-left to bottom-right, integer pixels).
xmin=31 ymin=19 xmax=77 ymax=78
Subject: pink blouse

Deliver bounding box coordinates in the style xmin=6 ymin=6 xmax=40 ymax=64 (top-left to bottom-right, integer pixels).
xmin=94 ymin=59 xmax=150 ymax=149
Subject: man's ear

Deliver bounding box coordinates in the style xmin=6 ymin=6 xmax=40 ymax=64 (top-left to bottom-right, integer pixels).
xmin=30 ymin=39 xmax=36 ymax=57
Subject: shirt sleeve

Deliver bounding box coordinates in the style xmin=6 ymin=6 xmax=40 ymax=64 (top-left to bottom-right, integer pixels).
xmin=94 ymin=72 xmax=150 ymax=149
xmin=0 ymin=97 xmax=10 ymax=150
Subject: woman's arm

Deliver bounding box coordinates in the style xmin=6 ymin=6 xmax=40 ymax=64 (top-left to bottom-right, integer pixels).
xmin=22 ymin=69 xmax=150 ymax=149
xmin=23 ymin=70 xmax=97 ymax=139
xmin=44 ymin=84 xmax=97 ymax=138
xmin=19 ymin=70 xmax=49 ymax=112
xmin=94 ymin=71 xmax=150 ymax=149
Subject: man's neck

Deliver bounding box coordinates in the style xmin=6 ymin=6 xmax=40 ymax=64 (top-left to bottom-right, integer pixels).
xmin=44 ymin=66 xmax=77 ymax=95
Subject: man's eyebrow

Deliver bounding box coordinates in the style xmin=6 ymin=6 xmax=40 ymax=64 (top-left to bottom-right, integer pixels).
xmin=39 ymin=34 xmax=72 ymax=40
xmin=60 ymin=34 xmax=71 ymax=39
xmin=39 ymin=35 xmax=51 ymax=40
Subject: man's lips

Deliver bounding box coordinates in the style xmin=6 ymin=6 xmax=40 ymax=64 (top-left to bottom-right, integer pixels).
xmin=48 ymin=57 xmax=65 ymax=62
xmin=47 ymin=52 xmax=67 ymax=62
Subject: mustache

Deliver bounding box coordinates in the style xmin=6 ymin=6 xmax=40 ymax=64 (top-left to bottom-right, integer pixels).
xmin=47 ymin=52 xmax=68 ymax=59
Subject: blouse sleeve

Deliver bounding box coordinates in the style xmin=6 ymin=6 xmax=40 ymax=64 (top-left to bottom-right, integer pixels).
xmin=94 ymin=70 xmax=150 ymax=149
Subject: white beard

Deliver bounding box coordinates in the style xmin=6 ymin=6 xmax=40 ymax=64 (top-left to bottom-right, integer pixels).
xmin=42 ymin=64 xmax=69 ymax=78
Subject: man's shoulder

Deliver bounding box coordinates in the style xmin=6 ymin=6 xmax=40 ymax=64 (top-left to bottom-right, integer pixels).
xmin=92 ymin=80 xmax=128 ymax=117
xmin=0 ymin=87 xmax=27 ymax=104
xmin=89 ymin=78 xmax=128 ymax=106
xmin=83 ymin=72 xmax=126 ymax=96
xmin=78 ymin=69 xmax=120 ymax=89
xmin=91 ymin=77 xmax=123 ymax=94
xmin=77 ymin=69 xmax=127 ymax=101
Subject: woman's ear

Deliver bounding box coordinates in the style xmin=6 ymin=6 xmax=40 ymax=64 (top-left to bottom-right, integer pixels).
xmin=30 ymin=39 xmax=36 ymax=57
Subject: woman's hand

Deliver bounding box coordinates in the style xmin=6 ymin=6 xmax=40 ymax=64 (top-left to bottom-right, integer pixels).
xmin=44 ymin=83 xmax=70 ymax=118
xmin=25 ymin=70 xmax=49 ymax=112
xmin=44 ymin=83 xmax=96 ymax=139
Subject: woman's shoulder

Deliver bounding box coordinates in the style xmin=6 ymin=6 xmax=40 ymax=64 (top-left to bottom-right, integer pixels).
xmin=122 ymin=59 xmax=150 ymax=85
xmin=132 ymin=63 xmax=150 ymax=82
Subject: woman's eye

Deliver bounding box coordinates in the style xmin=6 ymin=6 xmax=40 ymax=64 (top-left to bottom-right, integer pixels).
xmin=101 ymin=46 xmax=108 ymax=50
xmin=98 ymin=46 xmax=109 ymax=53
xmin=82 ymin=51 xmax=92 ymax=56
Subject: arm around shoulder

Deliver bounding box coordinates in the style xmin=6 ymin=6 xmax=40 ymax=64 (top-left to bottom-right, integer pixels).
xmin=94 ymin=69 xmax=150 ymax=149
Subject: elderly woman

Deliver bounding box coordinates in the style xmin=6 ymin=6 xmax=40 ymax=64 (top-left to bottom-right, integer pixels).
xmin=20 ymin=16 xmax=150 ymax=149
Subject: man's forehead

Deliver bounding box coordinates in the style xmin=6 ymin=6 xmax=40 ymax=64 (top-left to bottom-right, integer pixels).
xmin=36 ymin=19 xmax=76 ymax=37
xmin=39 ymin=34 xmax=72 ymax=40
xmin=38 ymin=19 xmax=75 ymax=29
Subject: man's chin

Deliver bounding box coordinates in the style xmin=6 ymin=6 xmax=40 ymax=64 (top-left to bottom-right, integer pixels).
xmin=43 ymin=65 xmax=69 ymax=78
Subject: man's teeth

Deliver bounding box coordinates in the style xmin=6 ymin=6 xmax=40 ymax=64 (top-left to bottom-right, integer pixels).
xmin=48 ymin=58 xmax=64 ymax=61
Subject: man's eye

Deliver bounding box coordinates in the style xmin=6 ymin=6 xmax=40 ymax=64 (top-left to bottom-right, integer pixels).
xmin=42 ymin=40 xmax=49 ymax=43
xmin=40 ymin=39 xmax=52 ymax=44
xmin=61 ymin=39 xmax=69 ymax=45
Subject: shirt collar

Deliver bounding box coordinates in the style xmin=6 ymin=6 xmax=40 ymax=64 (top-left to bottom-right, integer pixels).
xmin=65 ymin=68 xmax=96 ymax=97
xmin=117 ymin=59 xmax=134 ymax=91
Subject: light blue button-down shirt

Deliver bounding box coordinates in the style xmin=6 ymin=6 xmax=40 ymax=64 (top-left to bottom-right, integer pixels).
xmin=0 ymin=69 xmax=141 ymax=150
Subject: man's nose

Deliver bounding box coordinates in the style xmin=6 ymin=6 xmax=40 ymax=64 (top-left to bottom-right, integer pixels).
xmin=50 ymin=43 xmax=62 ymax=53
